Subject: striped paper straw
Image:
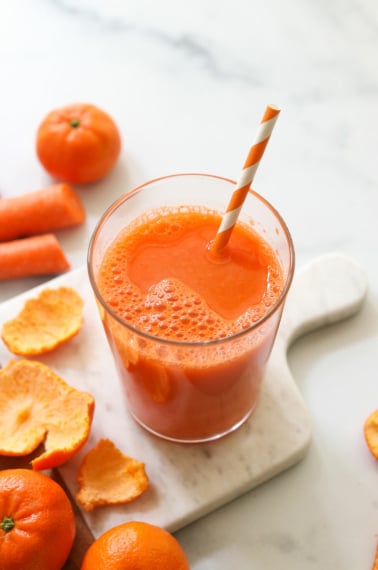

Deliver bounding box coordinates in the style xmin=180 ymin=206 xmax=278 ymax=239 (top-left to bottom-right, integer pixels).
xmin=210 ymin=104 xmax=281 ymax=254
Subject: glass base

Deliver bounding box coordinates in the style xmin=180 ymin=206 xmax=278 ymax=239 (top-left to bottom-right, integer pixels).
xmin=130 ymin=406 xmax=256 ymax=444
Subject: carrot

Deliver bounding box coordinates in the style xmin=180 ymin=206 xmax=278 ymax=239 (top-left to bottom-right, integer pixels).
xmin=0 ymin=234 xmax=70 ymax=280
xmin=0 ymin=183 xmax=85 ymax=241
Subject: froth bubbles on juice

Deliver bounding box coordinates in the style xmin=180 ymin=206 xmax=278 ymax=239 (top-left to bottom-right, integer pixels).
xmin=95 ymin=202 xmax=287 ymax=442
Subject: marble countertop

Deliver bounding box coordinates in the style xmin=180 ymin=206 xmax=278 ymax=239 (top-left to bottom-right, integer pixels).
xmin=1 ymin=1 xmax=378 ymax=567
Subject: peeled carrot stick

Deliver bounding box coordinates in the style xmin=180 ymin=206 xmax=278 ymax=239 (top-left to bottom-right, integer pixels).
xmin=0 ymin=234 xmax=70 ymax=280
xmin=0 ymin=183 xmax=85 ymax=241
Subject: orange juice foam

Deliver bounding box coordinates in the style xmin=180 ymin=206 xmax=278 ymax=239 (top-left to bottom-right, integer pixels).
xmin=99 ymin=207 xmax=283 ymax=338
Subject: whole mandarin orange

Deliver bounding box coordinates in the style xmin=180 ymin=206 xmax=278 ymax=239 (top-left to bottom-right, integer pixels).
xmin=81 ymin=520 xmax=190 ymax=570
xmin=36 ymin=102 xmax=121 ymax=184
xmin=0 ymin=469 xmax=75 ymax=570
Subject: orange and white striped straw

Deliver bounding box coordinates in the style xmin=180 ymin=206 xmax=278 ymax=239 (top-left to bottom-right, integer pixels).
xmin=210 ymin=104 xmax=281 ymax=254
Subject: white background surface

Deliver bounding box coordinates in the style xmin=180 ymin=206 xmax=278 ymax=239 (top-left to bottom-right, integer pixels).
xmin=1 ymin=1 xmax=378 ymax=568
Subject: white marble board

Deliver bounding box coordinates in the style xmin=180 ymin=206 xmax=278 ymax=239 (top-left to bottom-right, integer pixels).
xmin=0 ymin=254 xmax=367 ymax=537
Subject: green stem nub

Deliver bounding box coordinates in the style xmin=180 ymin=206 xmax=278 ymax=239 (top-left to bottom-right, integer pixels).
xmin=70 ymin=118 xmax=80 ymax=128
xmin=1 ymin=516 xmax=15 ymax=533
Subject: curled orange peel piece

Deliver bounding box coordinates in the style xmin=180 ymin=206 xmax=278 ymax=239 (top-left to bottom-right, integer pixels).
xmin=364 ymin=409 xmax=378 ymax=460
xmin=76 ymin=438 xmax=149 ymax=511
xmin=364 ymin=412 xmax=378 ymax=570
xmin=0 ymin=359 xmax=94 ymax=470
xmin=1 ymin=286 xmax=84 ymax=356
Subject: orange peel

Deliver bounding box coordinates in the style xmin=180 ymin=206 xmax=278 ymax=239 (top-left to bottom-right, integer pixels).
xmin=0 ymin=359 xmax=94 ymax=470
xmin=76 ymin=438 xmax=149 ymax=511
xmin=364 ymin=409 xmax=378 ymax=460
xmin=1 ymin=286 xmax=84 ymax=356
xmin=373 ymin=542 xmax=378 ymax=570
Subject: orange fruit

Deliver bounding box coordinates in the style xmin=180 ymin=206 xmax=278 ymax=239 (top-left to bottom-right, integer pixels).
xmin=36 ymin=102 xmax=121 ymax=184
xmin=0 ymin=468 xmax=75 ymax=570
xmin=0 ymin=359 xmax=94 ymax=470
xmin=81 ymin=521 xmax=190 ymax=570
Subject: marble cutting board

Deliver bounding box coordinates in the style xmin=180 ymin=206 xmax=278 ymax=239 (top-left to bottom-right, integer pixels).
xmin=0 ymin=253 xmax=367 ymax=537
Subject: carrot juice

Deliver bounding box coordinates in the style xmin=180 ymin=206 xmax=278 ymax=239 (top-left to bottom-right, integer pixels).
xmin=88 ymin=174 xmax=294 ymax=443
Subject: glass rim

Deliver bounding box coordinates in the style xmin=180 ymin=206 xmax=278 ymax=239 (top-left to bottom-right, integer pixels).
xmin=87 ymin=172 xmax=295 ymax=347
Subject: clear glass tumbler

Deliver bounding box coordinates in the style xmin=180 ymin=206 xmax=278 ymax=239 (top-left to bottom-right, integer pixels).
xmin=88 ymin=173 xmax=295 ymax=443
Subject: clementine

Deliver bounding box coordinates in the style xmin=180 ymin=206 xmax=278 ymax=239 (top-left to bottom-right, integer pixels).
xmin=0 ymin=468 xmax=75 ymax=570
xmin=36 ymin=102 xmax=121 ymax=184
xmin=81 ymin=521 xmax=190 ymax=570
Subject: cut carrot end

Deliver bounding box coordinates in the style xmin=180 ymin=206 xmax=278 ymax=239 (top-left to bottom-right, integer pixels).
xmin=0 ymin=183 xmax=85 ymax=242
xmin=0 ymin=234 xmax=70 ymax=281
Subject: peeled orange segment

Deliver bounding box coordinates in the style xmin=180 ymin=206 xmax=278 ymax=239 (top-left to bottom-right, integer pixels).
xmin=1 ymin=286 xmax=84 ymax=356
xmin=364 ymin=409 xmax=378 ymax=460
xmin=0 ymin=359 xmax=94 ymax=470
xmin=76 ymin=438 xmax=149 ymax=511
